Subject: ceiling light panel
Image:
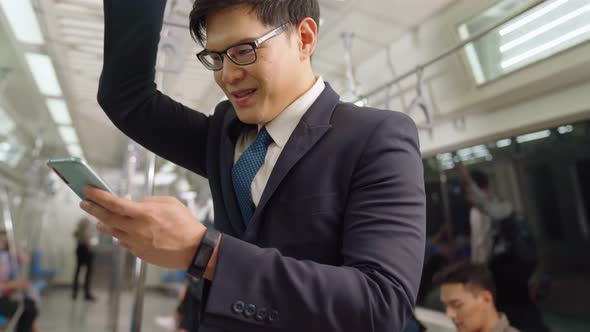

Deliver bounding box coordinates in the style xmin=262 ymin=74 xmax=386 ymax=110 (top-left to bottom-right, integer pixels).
xmin=67 ymin=143 xmax=84 ymax=157
xmin=59 ymin=126 xmax=79 ymax=144
xmin=0 ymin=0 xmax=44 ymax=44
xmin=516 ymin=130 xmax=551 ymax=143
xmin=499 ymin=0 xmax=569 ymax=36
xmin=46 ymin=98 xmax=72 ymax=125
xmin=24 ymin=53 xmax=63 ymax=96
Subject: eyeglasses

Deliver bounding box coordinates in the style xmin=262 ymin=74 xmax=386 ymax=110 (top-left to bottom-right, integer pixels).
xmin=196 ymin=23 xmax=290 ymax=71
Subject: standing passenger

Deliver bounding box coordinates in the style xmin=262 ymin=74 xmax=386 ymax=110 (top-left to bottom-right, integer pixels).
xmin=72 ymin=218 xmax=96 ymax=301
xmin=82 ymin=0 xmax=427 ymax=330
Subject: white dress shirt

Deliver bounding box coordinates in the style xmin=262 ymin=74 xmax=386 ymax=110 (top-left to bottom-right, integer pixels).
xmin=234 ymin=77 xmax=326 ymax=207
xmin=468 ymin=183 xmax=513 ymax=264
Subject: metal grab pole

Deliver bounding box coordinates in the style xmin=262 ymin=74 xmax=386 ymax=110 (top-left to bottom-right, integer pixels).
xmin=130 ymin=151 xmax=157 ymax=332
xmin=0 ymin=189 xmax=20 ymax=276
xmin=353 ymin=0 xmax=547 ymax=103
xmin=109 ymin=143 xmax=140 ymax=332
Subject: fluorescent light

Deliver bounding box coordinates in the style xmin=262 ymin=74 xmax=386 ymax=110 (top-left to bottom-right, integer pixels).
xmin=516 ymin=130 xmax=551 ymax=143
xmin=436 ymin=153 xmax=455 ymax=170
xmin=436 ymin=153 xmax=453 ymax=161
xmin=58 ymin=126 xmax=79 ymax=144
xmin=501 ymin=23 xmax=590 ymax=68
xmin=496 ymin=139 xmax=512 ymax=148
xmin=67 ymin=144 xmax=83 ymax=157
xmin=459 ymin=24 xmax=486 ymax=84
xmin=46 ymin=99 xmax=72 ymax=125
xmin=457 ymin=145 xmax=492 ymax=162
xmin=558 ymin=125 xmax=573 ymax=134
xmin=319 ymin=18 xmax=325 ymax=27
xmin=0 ymin=0 xmax=44 ymax=44
xmin=499 ymin=0 xmax=569 ymax=36
xmin=24 ymin=53 xmax=63 ymax=96
xmin=500 ymin=3 xmax=590 ymax=53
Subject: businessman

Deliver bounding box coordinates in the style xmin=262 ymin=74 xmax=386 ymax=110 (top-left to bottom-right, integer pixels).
xmin=82 ymin=0 xmax=426 ymax=331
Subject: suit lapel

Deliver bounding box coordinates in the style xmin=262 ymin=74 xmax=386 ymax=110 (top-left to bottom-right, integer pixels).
xmin=220 ymin=108 xmax=247 ymax=236
xmin=243 ymin=84 xmax=341 ymax=241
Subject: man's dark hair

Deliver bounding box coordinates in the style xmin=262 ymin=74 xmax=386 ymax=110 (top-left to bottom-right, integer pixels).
xmin=470 ymin=170 xmax=490 ymax=190
xmin=189 ymin=0 xmax=321 ymax=46
xmin=433 ymin=262 xmax=496 ymax=298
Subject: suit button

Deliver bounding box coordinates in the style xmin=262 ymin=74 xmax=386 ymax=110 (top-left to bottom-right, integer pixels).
xmin=255 ymin=308 xmax=268 ymax=321
xmin=268 ymin=309 xmax=279 ymax=322
xmin=244 ymin=304 xmax=256 ymax=318
xmin=232 ymin=301 xmax=245 ymax=314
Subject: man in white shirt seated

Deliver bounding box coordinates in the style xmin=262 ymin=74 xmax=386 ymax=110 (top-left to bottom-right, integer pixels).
xmin=435 ymin=262 xmax=519 ymax=332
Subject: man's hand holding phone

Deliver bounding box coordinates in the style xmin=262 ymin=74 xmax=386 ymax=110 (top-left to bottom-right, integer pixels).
xmin=79 ymin=185 xmax=208 ymax=270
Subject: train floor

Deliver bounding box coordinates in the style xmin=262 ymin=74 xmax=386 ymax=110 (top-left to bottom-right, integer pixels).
xmin=37 ymin=287 xmax=177 ymax=332
xmin=34 ymin=283 xmax=589 ymax=332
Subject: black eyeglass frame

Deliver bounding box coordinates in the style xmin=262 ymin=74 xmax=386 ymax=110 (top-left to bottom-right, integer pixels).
xmin=196 ymin=23 xmax=290 ymax=71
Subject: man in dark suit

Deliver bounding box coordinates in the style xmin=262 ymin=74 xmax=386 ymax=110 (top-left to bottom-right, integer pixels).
xmin=81 ymin=0 xmax=426 ymax=331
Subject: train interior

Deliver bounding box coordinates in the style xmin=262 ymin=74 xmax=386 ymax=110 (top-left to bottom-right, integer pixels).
xmin=0 ymin=0 xmax=589 ymax=331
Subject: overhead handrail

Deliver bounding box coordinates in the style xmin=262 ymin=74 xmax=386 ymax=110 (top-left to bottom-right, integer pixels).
xmin=353 ymin=0 xmax=547 ymax=104
xmin=406 ymin=66 xmax=434 ymax=133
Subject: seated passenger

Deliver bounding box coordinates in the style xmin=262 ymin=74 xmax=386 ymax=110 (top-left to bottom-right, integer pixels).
xmin=0 ymin=231 xmax=41 ymax=332
xmin=435 ymin=262 xmax=519 ymax=332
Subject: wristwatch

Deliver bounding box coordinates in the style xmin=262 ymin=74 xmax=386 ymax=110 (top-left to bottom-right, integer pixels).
xmin=186 ymin=228 xmax=220 ymax=282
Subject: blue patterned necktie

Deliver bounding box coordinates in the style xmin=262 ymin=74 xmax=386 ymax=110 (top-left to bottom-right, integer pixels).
xmin=232 ymin=127 xmax=273 ymax=225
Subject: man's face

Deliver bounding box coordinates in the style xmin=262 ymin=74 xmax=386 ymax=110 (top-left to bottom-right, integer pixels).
xmin=440 ymin=283 xmax=491 ymax=332
xmin=206 ymin=5 xmax=310 ymax=125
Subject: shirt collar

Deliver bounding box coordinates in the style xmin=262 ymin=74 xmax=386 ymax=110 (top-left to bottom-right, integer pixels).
xmin=491 ymin=313 xmax=511 ymax=332
xmin=263 ymin=77 xmax=325 ymax=148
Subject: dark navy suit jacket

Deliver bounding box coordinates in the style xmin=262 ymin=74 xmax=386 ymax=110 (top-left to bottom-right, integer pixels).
xmin=98 ymin=1 xmax=426 ymax=331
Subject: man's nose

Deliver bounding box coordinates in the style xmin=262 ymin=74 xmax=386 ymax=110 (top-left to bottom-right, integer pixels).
xmin=220 ymin=57 xmax=245 ymax=85
xmin=446 ymin=307 xmax=457 ymax=320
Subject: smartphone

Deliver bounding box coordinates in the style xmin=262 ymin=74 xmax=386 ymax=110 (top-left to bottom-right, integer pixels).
xmin=46 ymin=157 xmax=114 ymax=200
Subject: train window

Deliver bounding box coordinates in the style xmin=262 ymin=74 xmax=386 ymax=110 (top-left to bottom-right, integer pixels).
xmin=421 ymin=120 xmax=590 ymax=331
xmin=458 ymin=0 xmax=590 ymax=84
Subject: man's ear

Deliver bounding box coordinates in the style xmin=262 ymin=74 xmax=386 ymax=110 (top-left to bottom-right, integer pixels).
xmin=296 ymin=17 xmax=318 ymax=61
xmin=480 ymin=289 xmax=494 ymax=304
